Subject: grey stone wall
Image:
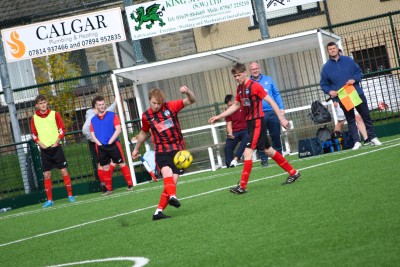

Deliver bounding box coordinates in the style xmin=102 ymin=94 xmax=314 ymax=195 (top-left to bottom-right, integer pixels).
xmin=86 ymin=45 xmax=117 ymax=73
xmin=152 ymin=29 xmax=197 ymax=61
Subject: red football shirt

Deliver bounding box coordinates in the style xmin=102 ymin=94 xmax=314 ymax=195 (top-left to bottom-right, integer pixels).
xmin=235 ymin=80 xmax=267 ymax=120
xmin=225 ymin=107 xmax=247 ymax=132
xmin=141 ymin=100 xmax=185 ymax=153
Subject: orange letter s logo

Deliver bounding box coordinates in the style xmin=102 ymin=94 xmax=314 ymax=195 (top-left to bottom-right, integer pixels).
xmin=6 ymin=31 xmax=26 ymax=59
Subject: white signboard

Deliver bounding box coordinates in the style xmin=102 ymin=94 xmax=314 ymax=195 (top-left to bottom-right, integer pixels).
xmin=1 ymin=8 xmax=126 ymax=62
xmin=126 ymin=0 xmax=254 ymax=40
xmin=265 ymin=0 xmax=320 ymax=12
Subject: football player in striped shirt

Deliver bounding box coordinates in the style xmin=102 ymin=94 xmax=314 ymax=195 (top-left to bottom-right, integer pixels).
xmin=132 ymin=86 xmax=196 ymax=220
xmin=209 ymin=63 xmax=300 ymax=194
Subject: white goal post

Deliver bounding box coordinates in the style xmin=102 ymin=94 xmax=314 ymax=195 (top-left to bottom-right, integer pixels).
xmin=111 ymin=29 xmax=341 ymax=185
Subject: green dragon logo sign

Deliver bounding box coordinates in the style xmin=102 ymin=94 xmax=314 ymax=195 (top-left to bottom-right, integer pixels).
xmin=130 ymin=3 xmax=166 ymax=31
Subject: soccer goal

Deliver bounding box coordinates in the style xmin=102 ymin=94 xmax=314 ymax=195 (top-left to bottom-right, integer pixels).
xmin=111 ymin=29 xmax=341 ymax=184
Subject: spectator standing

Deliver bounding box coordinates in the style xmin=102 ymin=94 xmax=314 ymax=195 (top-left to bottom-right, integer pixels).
xmin=90 ymin=96 xmax=133 ymax=194
xmin=320 ymin=42 xmax=382 ymax=149
xmin=332 ymin=49 xmax=369 ymax=147
xmin=132 ymin=86 xmax=196 ymax=220
xmin=224 ymin=94 xmax=248 ymax=168
xmin=82 ymin=98 xmax=117 ymax=193
xmin=249 ymin=62 xmax=285 ymax=167
xmin=30 ymin=95 xmax=75 ymax=208
xmin=209 ymin=63 xmax=300 ymax=194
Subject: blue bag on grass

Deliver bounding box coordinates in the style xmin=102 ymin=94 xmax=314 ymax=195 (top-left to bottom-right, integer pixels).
xmin=298 ymin=138 xmax=323 ymax=158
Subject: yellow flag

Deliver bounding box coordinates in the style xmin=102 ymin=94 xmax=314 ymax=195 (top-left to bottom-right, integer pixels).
xmin=338 ymin=84 xmax=363 ymax=111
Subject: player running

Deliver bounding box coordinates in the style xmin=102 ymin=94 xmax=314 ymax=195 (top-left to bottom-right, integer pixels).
xmin=209 ymin=63 xmax=300 ymax=193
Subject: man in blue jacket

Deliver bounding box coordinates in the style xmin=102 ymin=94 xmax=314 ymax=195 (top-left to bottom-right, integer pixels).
xmin=320 ymin=42 xmax=381 ymax=149
xmin=250 ymin=62 xmax=285 ymax=166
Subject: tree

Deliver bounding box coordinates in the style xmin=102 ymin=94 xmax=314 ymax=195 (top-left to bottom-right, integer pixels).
xmin=33 ymin=53 xmax=81 ymax=130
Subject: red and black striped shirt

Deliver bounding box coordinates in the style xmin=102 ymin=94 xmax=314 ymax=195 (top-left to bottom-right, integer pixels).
xmin=141 ymin=100 xmax=185 ymax=153
xmin=235 ymin=80 xmax=267 ymax=120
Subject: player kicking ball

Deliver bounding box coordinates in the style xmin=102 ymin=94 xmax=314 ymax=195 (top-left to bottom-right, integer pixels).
xmin=209 ymin=63 xmax=300 ymax=194
xmin=132 ymin=86 xmax=196 ymax=220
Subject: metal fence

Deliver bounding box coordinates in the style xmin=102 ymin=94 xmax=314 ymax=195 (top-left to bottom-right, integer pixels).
xmin=327 ymin=12 xmax=400 ymax=124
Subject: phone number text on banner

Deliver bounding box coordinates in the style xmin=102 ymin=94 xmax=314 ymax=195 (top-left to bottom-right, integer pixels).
xmin=126 ymin=0 xmax=253 ymax=40
xmin=1 ymin=8 xmax=126 ymax=62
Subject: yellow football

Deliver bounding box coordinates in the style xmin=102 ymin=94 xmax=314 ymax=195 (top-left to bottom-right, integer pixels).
xmin=173 ymin=150 xmax=193 ymax=169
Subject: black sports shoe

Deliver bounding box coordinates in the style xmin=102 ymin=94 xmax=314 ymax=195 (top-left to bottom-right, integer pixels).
xmin=152 ymin=211 xmax=171 ymax=221
xmin=100 ymin=183 xmax=107 ymax=193
xmin=261 ymin=160 xmax=268 ymax=168
xmin=103 ymin=190 xmax=113 ymax=196
xmin=168 ymin=197 xmax=181 ymax=208
xmin=282 ymin=171 xmax=301 ymax=185
xmin=230 ymin=185 xmax=247 ymax=194
xmin=126 ymin=185 xmax=133 ymax=191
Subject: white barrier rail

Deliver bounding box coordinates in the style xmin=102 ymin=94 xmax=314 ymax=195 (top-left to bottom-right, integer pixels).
xmin=122 ymin=103 xmax=336 ymax=184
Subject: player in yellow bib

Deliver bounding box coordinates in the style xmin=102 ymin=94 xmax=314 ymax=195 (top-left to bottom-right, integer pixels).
xmin=30 ymin=95 xmax=75 ymax=208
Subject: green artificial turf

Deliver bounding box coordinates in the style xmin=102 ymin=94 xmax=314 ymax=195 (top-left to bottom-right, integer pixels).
xmin=1 ymin=136 xmax=399 ymax=267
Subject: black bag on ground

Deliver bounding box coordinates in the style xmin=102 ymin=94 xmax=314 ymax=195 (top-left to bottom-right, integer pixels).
xmin=342 ymin=131 xmax=354 ymax=150
xmin=309 ymin=100 xmax=332 ymax=124
xmin=298 ymin=137 xmax=323 ymax=158
xmin=317 ymin=126 xmax=333 ymax=153
xmin=316 ymin=125 xmax=332 ymax=143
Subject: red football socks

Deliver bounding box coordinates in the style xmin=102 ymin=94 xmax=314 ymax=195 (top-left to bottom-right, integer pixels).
xmin=62 ymin=175 xmax=73 ymax=197
xmin=102 ymin=170 xmax=112 ymax=191
xmin=272 ymin=151 xmax=296 ymax=176
xmin=163 ymin=177 xmax=176 ymax=197
xmin=97 ymin=169 xmax=104 ymax=184
xmin=121 ymin=165 xmax=133 ymax=187
xmin=240 ymin=160 xmax=253 ymax=189
xmin=157 ymin=189 xmax=169 ymax=210
xmin=44 ymin=178 xmax=53 ymax=201
xmin=109 ymin=164 xmax=115 ymax=175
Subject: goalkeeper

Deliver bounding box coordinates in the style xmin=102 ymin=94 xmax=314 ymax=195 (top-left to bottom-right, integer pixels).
xmin=132 ymin=86 xmax=196 ymax=221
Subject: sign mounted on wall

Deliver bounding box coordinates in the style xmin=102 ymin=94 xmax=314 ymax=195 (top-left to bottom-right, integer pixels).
xmin=125 ymin=0 xmax=254 ymax=40
xmin=1 ymin=8 xmax=126 ymax=62
xmin=265 ymin=0 xmax=320 ymax=12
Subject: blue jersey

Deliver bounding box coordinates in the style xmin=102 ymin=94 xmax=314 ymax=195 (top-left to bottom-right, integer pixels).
xmin=320 ymin=55 xmax=364 ymax=97
xmin=91 ymin=112 xmax=118 ymax=145
xmin=250 ymin=74 xmax=284 ymax=111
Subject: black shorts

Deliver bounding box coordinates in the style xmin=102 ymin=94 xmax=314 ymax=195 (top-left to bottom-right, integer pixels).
xmin=155 ymin=151 xmax=183 ymax=175
xmin=88 ymin=141 xmax=99 ymax=164
xmin=246 ymin=117 xmax=271 ymax=150
xmin=97 ymin=141 xmax=125 ymax=166
xmin=40 ymin=146 xmax=68 ymax=172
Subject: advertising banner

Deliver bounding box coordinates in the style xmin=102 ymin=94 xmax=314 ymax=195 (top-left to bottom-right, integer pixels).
xmin=1 ymin=8 xmax=126 ymax=62
xmin=126 ymin=0 xmax=253 ymax=40
xmin=265 ymin=0 xmax=320 ymax=12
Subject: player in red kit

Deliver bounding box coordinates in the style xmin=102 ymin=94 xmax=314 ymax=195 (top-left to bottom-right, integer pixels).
xmin=30 ymin=95 xmax=75 ymax=208
xmin=209 ymin=63 xmax=300 ymax=193
xmin=132 ymin=86 xmax=196 ymax=220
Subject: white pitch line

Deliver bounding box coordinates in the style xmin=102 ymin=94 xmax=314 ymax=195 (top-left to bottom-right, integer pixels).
xmin=0 ymin=205 xmax=156 ymax=248
xmin=0 ymin=141 xmax=399 ymax=248
xmin=0 ymin=170 xmax=238 ymax=221
xmin=47 ymin=256 xmax=149 ymax=267
xmin=0 ymin=185 xmax=164 ymax=220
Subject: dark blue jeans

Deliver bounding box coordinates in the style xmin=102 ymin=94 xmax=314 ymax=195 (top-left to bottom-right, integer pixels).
xmin=224 ymin=129 xmax=248 ymax=167
xmin=258 ymin=110 xmax=283 ymax=162
xmin=340 ymin=93 xmax=377 ymax=143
